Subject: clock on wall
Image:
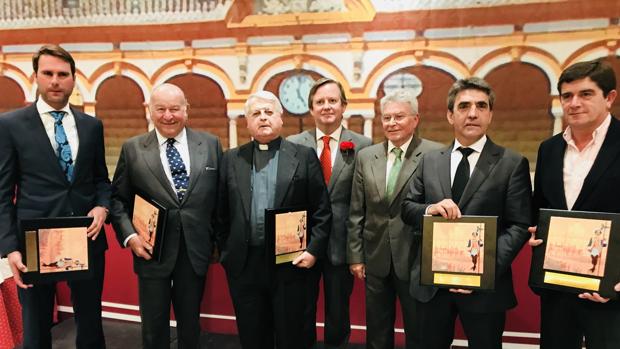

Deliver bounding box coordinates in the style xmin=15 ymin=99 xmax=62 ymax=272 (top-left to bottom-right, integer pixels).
xmin=278 ymin=73 xmax=315 ymax=115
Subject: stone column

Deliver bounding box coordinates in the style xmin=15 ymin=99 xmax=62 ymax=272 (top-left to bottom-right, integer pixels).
xmin=227 ymin=111 xmax=243 ymax=149
xmin=550 ymin=96 xmax=563 ymax=135
xmin=361 ymin=112 xmax=374 ymax=139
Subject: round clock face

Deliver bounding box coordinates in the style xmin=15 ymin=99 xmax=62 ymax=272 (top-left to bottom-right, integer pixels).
xmin=279 ymin=73 xmax=315 ymax=115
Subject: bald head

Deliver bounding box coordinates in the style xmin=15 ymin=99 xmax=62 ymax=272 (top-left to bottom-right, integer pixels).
xmin=149 ymin=83 xmax=189 ymax=138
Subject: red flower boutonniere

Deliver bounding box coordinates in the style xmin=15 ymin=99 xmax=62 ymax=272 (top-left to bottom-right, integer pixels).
xmin=340 ymin=141 xmax=355 ymax=153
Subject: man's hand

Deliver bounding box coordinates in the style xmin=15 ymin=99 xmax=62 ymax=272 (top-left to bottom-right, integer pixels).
xmin=127 ymin=235 xmax=153 ymax=260
xmin=528 ymin=226 xmax=543 ymax=247
xmin=292 ymin=251 xmax=316 ymax=268
xmin=7 ymin=251 xmax=32 ymax=289
xmin=349 ymin=263 xmax=366 ymax=280
xmin=86 ymin=206 xmax=108 ymax=240
xmin=449 ymin=288 xmax=473 ymax=294
xmin=578 ymin=292 xmax=609 ymax=303
xmin=428 ymin=199 xmax=462 ymax=220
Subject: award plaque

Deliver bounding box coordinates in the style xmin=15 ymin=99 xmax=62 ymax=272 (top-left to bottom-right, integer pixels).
xmin=20 ymin=216 xmax=94 ymax=284
xmin=421 ymin=215 xmax=498 ymax=290
xmin=132 ymin=194 xmax=167 ymax=261
xmin=529 ymin=209 xmax=620 ymax=299
xmin=265 ymin=207 xmax=308 ymax=264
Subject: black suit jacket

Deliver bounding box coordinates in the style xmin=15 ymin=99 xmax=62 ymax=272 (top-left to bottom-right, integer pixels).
xmin=402 ymin=138 xmax=532 ymax=312
xmin=0 ymin=103 xmax=111 ymax=256
xmin=110 ymin=128 xmax=222 ymax=278
xmin=532 ymin=116 xmax=620 ymax=305
xmin=216 ymin=139 xmax=332 ymax=278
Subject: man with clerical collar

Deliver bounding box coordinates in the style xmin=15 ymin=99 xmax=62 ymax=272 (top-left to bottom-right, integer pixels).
xmin=288 ymin=78 xmax=371 ymax=349
xmin=216 ymin=90 xmax=331 ymax=349
xmin=529 ymin=59 xmax=620 ymax=349
xmin=347 ymin=89 xmax=442 ymax=349
xmin=402 ymin=77 xmax=532 ymax=349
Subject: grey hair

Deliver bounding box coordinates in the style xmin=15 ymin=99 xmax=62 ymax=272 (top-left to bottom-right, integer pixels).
xmin=380 ymin=89 xmax=419 ymax=115
xmin=244 ymin=90 xmax=283 ymax=116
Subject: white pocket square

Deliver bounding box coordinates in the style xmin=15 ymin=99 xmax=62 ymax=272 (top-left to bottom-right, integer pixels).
xmin=205 ymin=166 xmax=217 ymax=171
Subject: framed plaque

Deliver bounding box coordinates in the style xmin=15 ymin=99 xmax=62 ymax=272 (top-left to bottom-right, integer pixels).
xmin=529 ymin=209 xmax=620 ymax=299
xmin=265 ymin=207 xmax=308 ymax=264
xmin=421 ymin=215 xmax=498 ymax=290
xmin=20 ymin=216 xmax=93 ymax=284
xmin=132 ymin=193 xmax=167 ymax=261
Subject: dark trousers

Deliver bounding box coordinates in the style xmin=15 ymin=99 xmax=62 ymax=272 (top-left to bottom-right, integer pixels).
xmin=303 ymin=259 xmax=354 ymax=349
xmin=365 ymin=264 xmax=418 ymax=349
xmin=540 ymin=292 xmax=620 ymax=349
xmin=415 ymin=289 xmax=505 ymax=349
xmin=138 ymin=236 xmax=206 ymax=349
xmin=226 ymin=246 xmax=307 ymax=349
xmin=18 ymin=250 xmax=106 ymax=349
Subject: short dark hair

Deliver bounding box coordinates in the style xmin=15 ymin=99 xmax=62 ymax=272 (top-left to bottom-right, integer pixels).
xmin=447 ymin=77 xmax=495 ymax=111
xmin=308 ymin=78 xmax=348 ymax=110
xmin=32 ymin=44 xmax=76 ymax=76
xmin=557 ymin=59 xmax=616 ymax=97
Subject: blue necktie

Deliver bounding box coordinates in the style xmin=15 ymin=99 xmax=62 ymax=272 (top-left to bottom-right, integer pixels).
xmin=165 ymin=138 xmax=189 ymax=201
xmin=50 ymin=111 xmax=74 ymax=182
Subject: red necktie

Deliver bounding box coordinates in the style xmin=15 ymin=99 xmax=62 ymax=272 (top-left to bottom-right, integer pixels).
xmin=320 ymin=135 xmax=332 ymax=185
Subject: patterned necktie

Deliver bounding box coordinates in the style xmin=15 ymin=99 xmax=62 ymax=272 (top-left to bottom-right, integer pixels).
xmin=50 ymin=111 xmax=74 ymax=182
xmin=386 ymin=147 xmax=403 ymax=200
xmin=165 ymin=138 xmax=189 ymax=201
xmin=452 ymin=147 xmax=475 ymax=204
xmin=319 ymin=135 xmax=332 ymax=185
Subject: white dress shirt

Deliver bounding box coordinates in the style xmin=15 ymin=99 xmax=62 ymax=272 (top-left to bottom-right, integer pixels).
xmin=36 ymin=98 xmax=79 ymax=161
xmin=315 ymin=125 xmax=343 ymax=167
xmin=450 ymin=135 xmax=487 ymax=185
xmin=386 ymin=135 xmax=414 ymax=190
xmin=563 ymin=114 xmax=611 ymax=210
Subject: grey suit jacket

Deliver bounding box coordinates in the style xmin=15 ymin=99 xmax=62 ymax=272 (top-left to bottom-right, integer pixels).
xmin=110 ymin=128 xmax=222 ymax=278
xmin=402 ymin=138 xmax=532 ymax=312
xmin=287 ymin=128 xmax=372 ymax=265
xmin=347 ymin=136 xmax=442 ymax=280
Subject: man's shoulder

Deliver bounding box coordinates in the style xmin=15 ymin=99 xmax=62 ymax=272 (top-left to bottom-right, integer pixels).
xmin=286 ymin=130 xmax=312 ymax=143
xmin=418 ymin=138 xmax=444 ymax=151
xmin=0 ymin=104 xmax=36 ymax=124
xmin=187 ymin=127 xmax=220 ymax=144
xmin=344 ymin=129 xmax=372 ymax=147
xmin=358 ymin=142 xmax=384 ymax=158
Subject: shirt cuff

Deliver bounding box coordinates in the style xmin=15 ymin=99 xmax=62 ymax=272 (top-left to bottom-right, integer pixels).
xmin=123 ymin=233 xmax=137 ymax=247
xmin=424 ymin=204 xmax=433 ymax=215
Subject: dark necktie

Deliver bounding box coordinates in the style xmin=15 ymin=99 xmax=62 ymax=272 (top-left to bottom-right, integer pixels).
xmin=319 ymin=135 xmax=332 ymax=185
xmin=50 ymin=111 xmax=74 ymax=182
xmin=452 ymin=147 xmax=475 ymax=204
xmin=165 ymin=138 xmax=189 ymax=201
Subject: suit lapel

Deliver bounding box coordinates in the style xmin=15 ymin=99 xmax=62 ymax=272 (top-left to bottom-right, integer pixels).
xmin=548 ymin=138 xmax=568 ymax=209
xmin=389 ymin=136 xmax=422 ymax=207
xmin=141 ymin=131 xmax=179 ymax=203
xmin=458 ymin=139 xmax=502 ymax=208
xmin=274 ymin=140 xmax=299 ymax=207
xmin=185 ymin=129 xmax=206 ymax=199
xmin=370 ymin=142 xmax=388 ymax=201
xmin=437 ymin=145 xmax=452 ymax=199
xmin=71 ymin=110 xmax=86 ymax=184
xmin=573 ymin=118 xmax=620 ymax=209
xmin=329 ymin=129 xmax=353 ymax=191
xmin=234 ymin=143 xmax=253 ymax=219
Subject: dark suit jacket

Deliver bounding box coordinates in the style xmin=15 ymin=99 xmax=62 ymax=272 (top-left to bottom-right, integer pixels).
xmin=0 ymin=103 xmax=111 ymax=256
xmin=110 ymin=128 xmax=222 ymax=278
xmin=347 ymin=136 xmax=443 ymax=280
xmin=402 ymin=138 xmax=532 ymax=312
xmin=287 ymin=128 xmax=371 ymax=265
xmin=216 ymin=139 xmax=332 ymax=278
xmin=532 ymin=116 xmax=620 ymax=306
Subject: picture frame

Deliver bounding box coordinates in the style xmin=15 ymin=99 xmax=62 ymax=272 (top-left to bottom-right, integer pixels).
xmin=421 ymin=215 xmax=498 ymax=290
xmin=264 ymin=207 xmax=309 ymax=265
xmin=529 ymin=209 xmax=620 ymax=299
xmin=132 ymin=193 xmax=167 ymax=262
xmin=20 ymin=216 xmax=94 ymax=284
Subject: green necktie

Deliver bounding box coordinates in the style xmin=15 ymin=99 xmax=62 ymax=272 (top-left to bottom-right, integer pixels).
xmin=386 ymin=147 xmax=403 ymax=200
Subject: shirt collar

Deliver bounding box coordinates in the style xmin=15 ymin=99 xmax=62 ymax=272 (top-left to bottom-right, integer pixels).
xmin=316 ymin=125 xmax=343 ymax=143
xmin=452 ymin=135 xmax=487 ymax=154
xmin=253 ymin=136 xmax=282 ymax=151
xmin=36 ymin=98 xmax=72 ymax=116
xmin=562 ymin=114 xmax=611 ymax=148
xmin=388 ymin=134 xmax=414 ymax=155
xmin=155 ymin=127 xmax=187 ymax=147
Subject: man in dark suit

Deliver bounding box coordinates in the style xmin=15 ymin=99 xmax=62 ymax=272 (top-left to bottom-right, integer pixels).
xmin=347 ymin=89 xmax=442 ymax=349
xmin=110 ymin=83 xmax=222 ymax=348
xmin=402 ymin=77 xmax=532 ymax=349
xmin=217 ymin=90 xmax=331 ymax=349
xmin=0 ymin=44 xmax=110 ymax=349
xmin=288 ymin=78 xmax=371 ymax=349
xmin=529 ymin=60 xmax=620 ymax=349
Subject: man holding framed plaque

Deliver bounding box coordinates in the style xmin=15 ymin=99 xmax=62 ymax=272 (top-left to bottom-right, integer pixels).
xmin=216 ymin=91 xmax=331 ymax=349
xmin=529 ymin=60 xmax=620 ymax=348
xmin=402 ymin=77 xmax=532 ymax=349
xmin=110 ymin=83 xmax=223 ymax=348
xmin=0 ymin=44 xmax=110 ymax=349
